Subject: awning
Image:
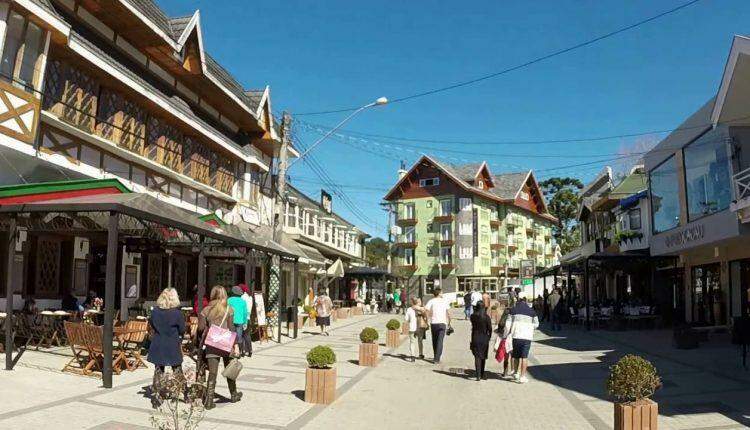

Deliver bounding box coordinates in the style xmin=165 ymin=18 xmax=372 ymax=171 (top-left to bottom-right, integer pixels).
xmin=345 ymin=266 xmax=390 ymax=277
xmin=0 ymin=192 xmax=297 ymax=258
xmin=296 ymin=242 xmax=329 ymax=267
xmin=278 ymin=233 xmax=326 ymax=266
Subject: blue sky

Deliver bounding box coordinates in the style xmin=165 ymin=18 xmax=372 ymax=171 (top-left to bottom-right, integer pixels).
xmin=159 ymin=0 xmax=750 ymax=237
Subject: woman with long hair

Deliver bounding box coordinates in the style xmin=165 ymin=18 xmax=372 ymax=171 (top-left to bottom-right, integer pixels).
xmin=198 ymin=285 xmax=241 ymax=409
xmin=148 ymin=288 xmax=185 ymax=407
xmin=470 ymin=301 xmax=493 ymax=381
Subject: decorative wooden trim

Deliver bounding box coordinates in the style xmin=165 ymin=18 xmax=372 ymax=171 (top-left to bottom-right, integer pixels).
xmin=0 ymin=79 xmax=40 ymax=144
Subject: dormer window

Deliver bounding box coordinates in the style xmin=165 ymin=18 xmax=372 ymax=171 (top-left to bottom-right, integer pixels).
xmin=477 ymin=180 xmax=484 ymax=188
xmin=419 ymin=178 xmax=439 ymax=187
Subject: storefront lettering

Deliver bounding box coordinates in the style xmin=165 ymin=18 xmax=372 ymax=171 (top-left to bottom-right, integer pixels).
xmin=665 ymin=225 xmax=705 ymax=248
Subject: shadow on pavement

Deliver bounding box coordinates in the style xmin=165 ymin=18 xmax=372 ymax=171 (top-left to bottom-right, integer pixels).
xmin=291 ymin=390 xmax=305 ymax=401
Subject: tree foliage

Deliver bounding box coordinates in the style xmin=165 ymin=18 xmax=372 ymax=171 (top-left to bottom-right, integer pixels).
xmin=365 ymin=237 xmax=389 ymax=269
xmin=539 ymin=177 xmax=584 ymax=255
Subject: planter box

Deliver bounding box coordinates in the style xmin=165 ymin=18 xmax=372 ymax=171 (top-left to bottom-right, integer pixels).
xmin=358 ymin=343 xmax=378 ymax=367
xmin=337 ymin=308 xmax=349 ymax=319
xmin=614 ymin=399 xmax=658 ymax=430
xmin=304 ymin=367 xmax=336 ymax=405
xmin=402 ymin=323 xmax=409 ymax=335
xmin=386 ymin=329 xmax=400 ymax=348
xmin=351 ymin=306 xmax=363 ymax=316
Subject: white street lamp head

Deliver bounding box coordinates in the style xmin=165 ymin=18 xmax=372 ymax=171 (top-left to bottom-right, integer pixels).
xmin=375 ymin=97 xmax=388 ymax=106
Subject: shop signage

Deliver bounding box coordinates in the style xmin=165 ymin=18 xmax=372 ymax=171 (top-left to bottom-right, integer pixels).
xmin=321 ymin=190 xmax=332 ymax=214
xmin=665 ymin=224 xmax=705 ymax=248
xmin=522 ymin=278 xmax=533 ymax=286
xmin=520 ymin=259 xmax=535 ymax=278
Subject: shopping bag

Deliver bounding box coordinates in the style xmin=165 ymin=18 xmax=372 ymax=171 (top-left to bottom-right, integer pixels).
xmin=495 ymin=339 xmax=508 ymax=363
xmin=221 ymin=358 xmax=243 ymax=380
xmin=203 ymin=308 xmax=236 ymax=355
xmin=492 ymin=336 xmax=502 ymax=352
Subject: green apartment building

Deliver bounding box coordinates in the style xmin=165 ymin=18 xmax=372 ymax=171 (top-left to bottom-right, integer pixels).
xmin=384 ymin=156 xmax=559 ymax=299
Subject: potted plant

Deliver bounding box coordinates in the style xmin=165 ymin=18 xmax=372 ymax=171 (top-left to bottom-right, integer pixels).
xmin=358 ymin=327 xmax=379 ymax=367
xmin=385 ymin=319 xmax=401 ymax=348
xmin=304 ymin=345 xmax=337 ymax=404
xmin=607 ymin=354 xmax=661 ymax=430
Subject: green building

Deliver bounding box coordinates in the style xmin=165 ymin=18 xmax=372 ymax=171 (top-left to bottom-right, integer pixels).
xmin=384 ymin=156 xmax=559 ymax=300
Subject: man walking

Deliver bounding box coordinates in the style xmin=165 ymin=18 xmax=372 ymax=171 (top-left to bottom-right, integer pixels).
xmin=425 ymin=288 xmax=451 ymax=365
xmin=548 ymin=288 xmax=562 ymax=331
xmin=470 ymin=288 xmax=482 ymax=308
xmin=504 ymin=292 xmax=538 ymax=384
xmin=463 ymin=291 xmax=472 ymax=320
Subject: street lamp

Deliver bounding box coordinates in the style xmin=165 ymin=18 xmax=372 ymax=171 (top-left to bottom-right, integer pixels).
xmin=288 ymin=97 xmax=388 ymax=168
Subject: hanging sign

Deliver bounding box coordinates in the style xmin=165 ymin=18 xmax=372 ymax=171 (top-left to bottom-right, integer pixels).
xmin=254 ymin=293 xmax=267 ymax=326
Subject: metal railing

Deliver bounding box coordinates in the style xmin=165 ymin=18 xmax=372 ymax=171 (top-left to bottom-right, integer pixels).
xmin=734 ymin=166 xmax=750 ymax=202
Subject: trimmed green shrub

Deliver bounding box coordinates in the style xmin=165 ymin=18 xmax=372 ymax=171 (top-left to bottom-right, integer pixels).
xmin=306 ymin=345 xmax=336 ymax=369
xmin=386 ymin=319 xmax=401 ymax=331
xmin=606 ymin=354 xmax=661 ymax=402
xmin=359 ymin=327 xmax=379 ymax=343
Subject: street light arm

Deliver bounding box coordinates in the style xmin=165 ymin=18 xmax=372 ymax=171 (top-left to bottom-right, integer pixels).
xmin=288 ymin=97 xmax=387 ymax=169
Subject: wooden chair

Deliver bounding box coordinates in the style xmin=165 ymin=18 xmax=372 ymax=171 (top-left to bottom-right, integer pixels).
xmin=63 ymin=322 xmax=96 ymax=375
xmin=120 ymin=320 xmax=149 ymax=371
xmin=181 ymin=316 xmax=198 ymax=356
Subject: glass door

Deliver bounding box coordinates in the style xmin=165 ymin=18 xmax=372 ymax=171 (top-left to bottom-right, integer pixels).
xmin=691 ymin=263 xmax=722 ymax=326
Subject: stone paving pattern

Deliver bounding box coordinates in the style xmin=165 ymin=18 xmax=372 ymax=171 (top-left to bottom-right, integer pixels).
xmin=0 ymin=309 xmax=748 ymax=429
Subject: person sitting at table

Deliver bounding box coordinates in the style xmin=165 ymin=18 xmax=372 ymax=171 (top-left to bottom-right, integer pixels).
xmin=82 ymin=290 xmax=99 ymax=309
xmin=61 ymin=291 xmax=81 ymax=313
xmin=148 ymin=287 xmax=185 ymax=409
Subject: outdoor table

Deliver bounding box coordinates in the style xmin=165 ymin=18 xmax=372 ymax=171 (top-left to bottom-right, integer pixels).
xmin=38 ymin=311 xmax=71 ymax=347
xmin=84 ymin=309 xmax=104 ymax=325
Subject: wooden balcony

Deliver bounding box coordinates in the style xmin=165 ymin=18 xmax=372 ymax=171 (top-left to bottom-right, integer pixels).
xmin=0 ymin=79 xmax=41 ymax=144
xmin=490 ymin=243 xmax=505 ymax=250
xmin=439 ymin=239 xmax=455 ymax=247
xmin=440 ymin=263 xmax=456 ymax=271
xmin=490 ymin=266 xmax=504 ymax=276
xmin=396 ymin=241 xmax=418 ymax=249
xmin=490 ymin=219 xmax=501 ymax=228
xmin=396 ymin=264 xmax=418 ymax=274
xmin=507 ymin=242 xmax=518 ymax=250
xmin=433 ymin=214 xmax=454 ymax=223
xmin=395 ymin=217 xmax=418 ymax=227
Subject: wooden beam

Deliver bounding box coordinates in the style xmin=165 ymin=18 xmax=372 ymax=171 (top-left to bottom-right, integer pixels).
xmin=5 ymin=216 xmax=16 ymax=371
xmin=102 ymin=212 xmax=118 ymax=388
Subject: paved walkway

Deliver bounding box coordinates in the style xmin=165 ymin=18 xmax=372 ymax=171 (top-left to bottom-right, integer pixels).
xmin=1 ymin=310 xmax=749 ymax=429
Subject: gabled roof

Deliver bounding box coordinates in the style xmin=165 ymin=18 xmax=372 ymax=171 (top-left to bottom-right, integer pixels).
xmin=451 ymin=163 xmax=485 ymax=181
xmin=490 ymin=172 xmax=529 ymax=200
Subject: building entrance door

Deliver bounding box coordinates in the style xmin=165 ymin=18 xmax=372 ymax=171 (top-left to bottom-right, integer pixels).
xmin=691 ymin=263 xmax=723 ymax=326
xmin=729 ymin=259 xmax=750 ymax=319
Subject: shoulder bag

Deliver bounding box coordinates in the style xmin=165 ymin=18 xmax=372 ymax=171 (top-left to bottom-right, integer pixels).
xmin=203 ymin=307 xmax=236 ymax=355
xmin=222 ymin=357 xmax=243 ymax=380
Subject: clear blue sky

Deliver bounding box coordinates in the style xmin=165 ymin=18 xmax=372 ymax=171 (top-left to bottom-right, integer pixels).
xmin=159 ymin=0 xmax=750 ymax=237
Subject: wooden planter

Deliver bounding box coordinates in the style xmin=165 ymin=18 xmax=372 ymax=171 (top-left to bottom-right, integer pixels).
xmin=352 ymin=306 xmax=363 ymax=316
xmin=358 ymin=343 xmax=378 ymax=367
xmin=401 ymin=323 xmax=409 ymax=335
xmin=614 ymin=399 xmax=658 ymax=430
xmin=386 ymin=329 xmax=400 ymax=348
xmin=305 ymin=367 xmax=337 ymax=405
xmin=337 ymin=308 xmax=349 ymax=319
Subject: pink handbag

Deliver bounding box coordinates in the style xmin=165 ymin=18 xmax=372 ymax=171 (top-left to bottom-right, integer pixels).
xmin=203 ymin=307 xmax=236 ymax=355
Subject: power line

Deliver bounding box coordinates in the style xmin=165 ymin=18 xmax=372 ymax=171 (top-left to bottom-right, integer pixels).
xmin=294 ymin=0 xmax=703 ymax=115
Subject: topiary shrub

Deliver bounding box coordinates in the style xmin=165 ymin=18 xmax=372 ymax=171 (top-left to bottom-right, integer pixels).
xmin=606 ymin=354 xmax=661 ymax=403
xmin=306 ymin=345 xmax=336 ymax=369
xmin=386 ymin=319 xmax=401 ymax=331
xmin=359 ymin=327 xmax=379 ymax=343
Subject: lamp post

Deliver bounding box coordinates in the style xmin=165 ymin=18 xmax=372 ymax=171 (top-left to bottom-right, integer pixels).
xmin=288 ymin=97 xmax=388 ymax=168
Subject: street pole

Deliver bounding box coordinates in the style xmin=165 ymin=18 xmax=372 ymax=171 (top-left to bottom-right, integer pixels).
xmin=270 ymin=112 xmax=291 ymax=342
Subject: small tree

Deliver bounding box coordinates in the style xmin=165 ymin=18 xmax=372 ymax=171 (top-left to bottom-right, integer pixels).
xmin=150 ymin=362 xmax=205 ymax=430
xmin=386 ymin=319 xmax=401 ymax=331
xmin=606 ymin=354 xmax=661 ymax=403
xmin=359 ymin=327 xmax=379 ymax=343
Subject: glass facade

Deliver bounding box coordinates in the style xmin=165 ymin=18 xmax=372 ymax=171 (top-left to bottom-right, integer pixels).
xmin=684 ymin=136 xmax=731 ymax=221
xmin=650 ymin=156 xmax=680 ymax=233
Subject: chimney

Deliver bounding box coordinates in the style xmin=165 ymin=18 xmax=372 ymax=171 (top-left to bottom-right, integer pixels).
xmin=397 ymin=160 xmax=407 ymax=180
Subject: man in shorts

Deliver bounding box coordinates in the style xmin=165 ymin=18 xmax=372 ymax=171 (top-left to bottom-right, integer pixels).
xmin=503 ymin=292 xmax=539 ymax=384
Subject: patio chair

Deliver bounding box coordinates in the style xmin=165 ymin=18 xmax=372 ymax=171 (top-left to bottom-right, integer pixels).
xmin=121 ymin=320 xmax=149 ymax=371
xmin=62 ymin=322 xmax=90 ymax=374
xmin=181 ymin=316 xmax=198 ymax=357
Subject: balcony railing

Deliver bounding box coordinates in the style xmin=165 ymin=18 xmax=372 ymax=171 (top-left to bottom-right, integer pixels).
xmin=433 ymin=214 xmax=454 ymax=223
xmin=396 ymin=217 xmax=418 ymax=226
xmin=0 ymin=79 xmax=40 ymax=144
xmin=396 ymin=240 xmax=418 ymax=249
xmin=734 ymin=166 xmax=750 ymax=203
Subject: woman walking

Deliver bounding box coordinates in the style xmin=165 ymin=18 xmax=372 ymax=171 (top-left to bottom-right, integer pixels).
xmin=148 ymin=288 xmax=185 ymax=407
xmin=404 ymin=297 xmax=427 ymax=362
xmin=313 ymin=288 xmax=333 ymax=336
xmin=470 ymin=301 xmax=492 ymax=381
xmin=198 ymin=286 xmax=242 ymax=409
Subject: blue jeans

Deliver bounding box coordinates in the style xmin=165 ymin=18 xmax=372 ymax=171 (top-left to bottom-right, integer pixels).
xmin=464 ymin=307 xmax=472 ymax=319
xmin=551 ymin=313 xmax=561 ymax=331
xmin=234 ymin=324 xmax=245 ymax=353
xmin=430 ymin=323 xmax=446 ymax=363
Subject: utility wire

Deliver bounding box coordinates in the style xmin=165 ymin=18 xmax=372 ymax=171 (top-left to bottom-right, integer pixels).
xmin=294 ymin=0 xmax=703 ymax=115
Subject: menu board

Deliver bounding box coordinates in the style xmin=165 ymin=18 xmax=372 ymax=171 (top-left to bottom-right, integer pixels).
xmin=254 ymin=293 xmax=267 ymax=326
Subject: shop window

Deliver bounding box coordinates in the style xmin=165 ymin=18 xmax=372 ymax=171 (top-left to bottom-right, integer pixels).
xmin=650 ymin=156 xmax=680 ymax=233
xmin=0 ymin=10 xmax=46 ymax=91
xmin=684 ymin=135 xmax=731 ymax=221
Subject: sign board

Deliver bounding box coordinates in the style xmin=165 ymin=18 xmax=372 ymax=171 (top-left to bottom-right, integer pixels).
xmin=321 ymin=190 xmax=332 ymax=214
xmin=522 ymin=278 xmax=533 ymax=286
xmin=520 ymin=259 xmax=535 ymax=279
xmin=254 ymin=293 xmax=267 ymax=326
xmin=472 ymin=208 xmax=479 ymax=256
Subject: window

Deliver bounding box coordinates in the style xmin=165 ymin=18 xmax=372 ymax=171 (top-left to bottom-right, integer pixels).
xmin=439 ymin=199 xmax=452 ymax=216
xmin=440 ymin=247 xmax=452 ymax=264
xmin=196 ymin=192 xmax=208 ymax=209
xmin=404 ymin=203 xmax=415 ymax=219
xmin=650 ymin=156 xmax=680 ymax=233
xmin=0 ymin=11 xmax=46 ymax=90
xmin=458 ymin=222 xmax=472 ymax=235
xmin=183 ymin=186 xmax=197 ymax=207
xmin=404 ymin=248 xmax=415 ymax=265
xmin=628 ymin=208 xmax=642 ymax=230
xmin=404 ymin=226 xmax=415 ymax=243
xmin=459 ymin=198 xmax=472 ymax=211
xmin=286 ymin=204 xmax=297 ymax=228
xmin=79 ymin=144 xmax=101 ymax=168
xmin=168 ymin=182 xmax=182 ymax=199
xmin=103 ymin=154 xmax=128 ymax=178
xmin=459 ymin=246 xmax=472 ymax=259
xmin=131 ymin=165 xmax=147 ymax=187
xmin=419 ymin=177 xmax=439 ymax=187
xmin=440 ymin=223 xmax=451 ymax=240
xmin=684 ymin=135 xmax=731 ymax=221
xmin=477 ymin=180 xmax=484 ymax=188
xmin=306 ymin=212 xmax=315 ymax=236
xmin=324 ymin=222 xmax=330 ymax=242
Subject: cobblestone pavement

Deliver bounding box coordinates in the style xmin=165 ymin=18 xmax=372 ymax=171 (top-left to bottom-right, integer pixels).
xmin=1 ymin=309 xmax=749 ymax=429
